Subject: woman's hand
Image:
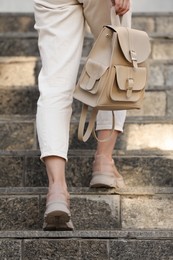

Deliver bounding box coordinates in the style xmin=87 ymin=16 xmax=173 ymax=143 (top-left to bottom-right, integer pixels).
xmin=111 ymin=0 xmax=130 ymax=15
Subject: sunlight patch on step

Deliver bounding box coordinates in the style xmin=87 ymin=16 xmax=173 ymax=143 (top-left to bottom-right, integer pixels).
xmin=0 ymin=57 xmax=38 ymax=87
xmin=126 ymin=124 xmax=173 ymax=150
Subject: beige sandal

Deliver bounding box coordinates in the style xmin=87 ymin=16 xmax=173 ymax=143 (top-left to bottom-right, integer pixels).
xmin=90 ymin=154 xmax=125 ymax=189
xmin=43 ymin=186 xmax=74 ymax=231
xmin=43 ymin=219 xmax=74 ymax=231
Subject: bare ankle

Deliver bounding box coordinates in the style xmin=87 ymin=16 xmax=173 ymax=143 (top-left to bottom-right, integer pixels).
xmin=44 ymin=155 xmax=67 ymax=189
xmin=94 ymin=152 xmax=112 ymax=162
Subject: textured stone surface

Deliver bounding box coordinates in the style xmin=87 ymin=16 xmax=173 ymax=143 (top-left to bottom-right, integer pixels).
xmin=132 ymin=17 xmax=155 ymax=33
xmin=0 ymin=237 xmax=173 ymax=260
xmin=0 ymin=87 xmax=38 ymax=115
xmin=1 ymin=32 xmax=172 ymax=61
xmin=148 ymin=62 xmax=164 ymax=88
xmin=115 ymin=156 xmax=173 ymax=187
xmin=148 ymin=61 xmax=173 ymax=90
xmin=2 ymin=190 xmax=173 ymax=230
xmin=1 ymin=186 xmax=173 ymax=197
xmin=67 ymin=155 xmax=173 ymax=187
xmin=80 ymin=240 xmax=108 ymax=260
xmin=0 ymin=57 xmax=37 ymax=87
xmin=69 ymin=120 xmax=173 ymax=151
xmin=165 ymin=65 xmax=173 ymax=87
xmin=125 ymin=123 xmax=173 ymax=150
xmin=167 ymin=90 xmax=173 ymax=116
xmin=40 ymin=195 xmax=120 ymax=230
xmin=0 ymin=84 xmax=77 ymax=116
xmin=0 ymin=13 xmax=173 ymax=35
xmin=23 ymin=239 xmax=80 ymax=260
xmin=0 ymin=14 xmax=35 ymax=33
xmin=0 ymin=240 xmax=21 ymax=259
xmin=0 ymin=196 xmax=40 ymax=230
xmin=0 ymin=156 xmax=24 ymax=187
xmin=0 ymin=34 xmax=93 ymax=58
xmin=0 ymin=35 xmax=39 ymax=56
xmin=66 ymin=156 xmax=93 ymax=187
xmin=155 ymin=16 xmax=173 ymax=36
xmin=0 ymin=88 xmax=169 ymax=119
xmin=1 ymin=152 xmax=173 ymax=188
xmin=127 ymin=91 xmax=166 ymax=116
xmin=1 ymin=229 xmax=173 ymax=239
xmin=0 ymin=191 xmax=120 ymax=231
xmin=152 ymin=40 xmax=173 ymax=60
xmin=110 ymin=240 xmax=173 ymax=260
xmin=25 ymin=156 xmax=47 ymax=187
xmin=0 ymin=120 xmax=36 ymax=150
xmin=121 ymin=195 xmax=173 ymax=229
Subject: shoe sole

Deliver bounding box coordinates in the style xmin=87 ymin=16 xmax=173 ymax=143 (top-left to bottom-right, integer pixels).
xmin=90 ymin=174 xmax=125 ymax=189
xmin=90 ymin=174 xmax=117 ymax=188
xmin=44 ymin=201 xmax=72 ymax=230
xmin=43 ymin=218 xmax=74 ymax=231
xmin=45 ymin=209 xmax=70 ymax=222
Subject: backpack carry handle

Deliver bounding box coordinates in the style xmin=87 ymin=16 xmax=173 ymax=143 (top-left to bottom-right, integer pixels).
xmin=110 ymin=6 xmax=131 ymax=28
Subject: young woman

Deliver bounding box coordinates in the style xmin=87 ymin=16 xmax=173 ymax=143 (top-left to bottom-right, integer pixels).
xmin=34 ymin=0 xmax=131 ymax=230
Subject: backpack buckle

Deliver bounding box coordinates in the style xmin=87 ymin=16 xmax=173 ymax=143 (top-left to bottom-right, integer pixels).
xmin=126 ymin=78 xmax=134 ymax=98
xmin=130 ymin=50 xmax=138 ymax=69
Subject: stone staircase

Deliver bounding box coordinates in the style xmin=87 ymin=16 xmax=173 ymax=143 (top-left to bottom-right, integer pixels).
xmin=0 ymin=12 xmax=173 ymax=259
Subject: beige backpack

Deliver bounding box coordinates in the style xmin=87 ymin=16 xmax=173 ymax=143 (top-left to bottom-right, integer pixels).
xmin=74 ymin=9 xmax=151 ymax=142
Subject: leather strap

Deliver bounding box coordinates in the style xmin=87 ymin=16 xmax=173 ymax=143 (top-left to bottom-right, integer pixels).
xmin=110 ymin=6 xmax=130 ymax=28
xmin=78 ymin=104 xmax=98 ymax=142
xmin=78 ymin=105 xmax=116 ymax=142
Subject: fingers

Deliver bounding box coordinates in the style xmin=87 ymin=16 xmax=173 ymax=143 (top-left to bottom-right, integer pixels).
xmin=113 ymin=0 xmax=130 ymax=16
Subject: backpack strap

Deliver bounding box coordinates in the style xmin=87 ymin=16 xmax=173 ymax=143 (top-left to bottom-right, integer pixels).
xmin=78 ymin=104 xmax=115 ymax=142
xmin=78 ymin=104 xmax=98 ymax=142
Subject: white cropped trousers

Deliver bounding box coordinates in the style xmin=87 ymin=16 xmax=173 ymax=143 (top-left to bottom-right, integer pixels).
xmin=34 ymin=0 xmax=131 ymax=160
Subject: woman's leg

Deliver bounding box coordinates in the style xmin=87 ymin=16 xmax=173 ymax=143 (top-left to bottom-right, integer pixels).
xmin=82 ymin=0 xmax=131 ymax=187
xmin=91 ymin=111 xmax=127 ymax=188
xmin=34 ymin=0 xmax=85 ymax=228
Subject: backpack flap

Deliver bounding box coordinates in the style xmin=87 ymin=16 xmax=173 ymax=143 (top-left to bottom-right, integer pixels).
xmin=107 ymin=26 xmax=151 ymax=67
xmin=80 ymin=58 xmax=108 ymax=94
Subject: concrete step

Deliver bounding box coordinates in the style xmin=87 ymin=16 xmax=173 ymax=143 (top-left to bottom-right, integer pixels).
xmin=0 ymin=115 xmax=173 ymax=151
xmin=0 ymin=115 xmax=37 ymax=151
xmin=0 ymin=230 xmax=173 ymax=260
xmin=0 ymin=187 xmax=173 ymax=231
xmin=0 ymin=13 xmax=35 ymax=33
xmin=0 ymin=31 xmax=173 ymax=60
xmin=0 ymin=32 xmax=93 ymax=57
xmin=1 ymin=56 xmax=173 ymax=90
xmin=0 ymin=12 xmax=173 ymax=36
xmin=71 ymin=117 xmax=173 ymax=151
xmin=0 ymin=150 xmax=172 ymax=188
xmin=132 ymin=13 xmax=173 ymax=37
xmin=0 ymin=85 xmax=172 ymax=117
xmin=0 ymin=32 xmax=39 ymax=56
xmin=0 ymin=57 xmax=172 ymax=117
xmin=0 ymin=56 xmax=38 ymax=88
